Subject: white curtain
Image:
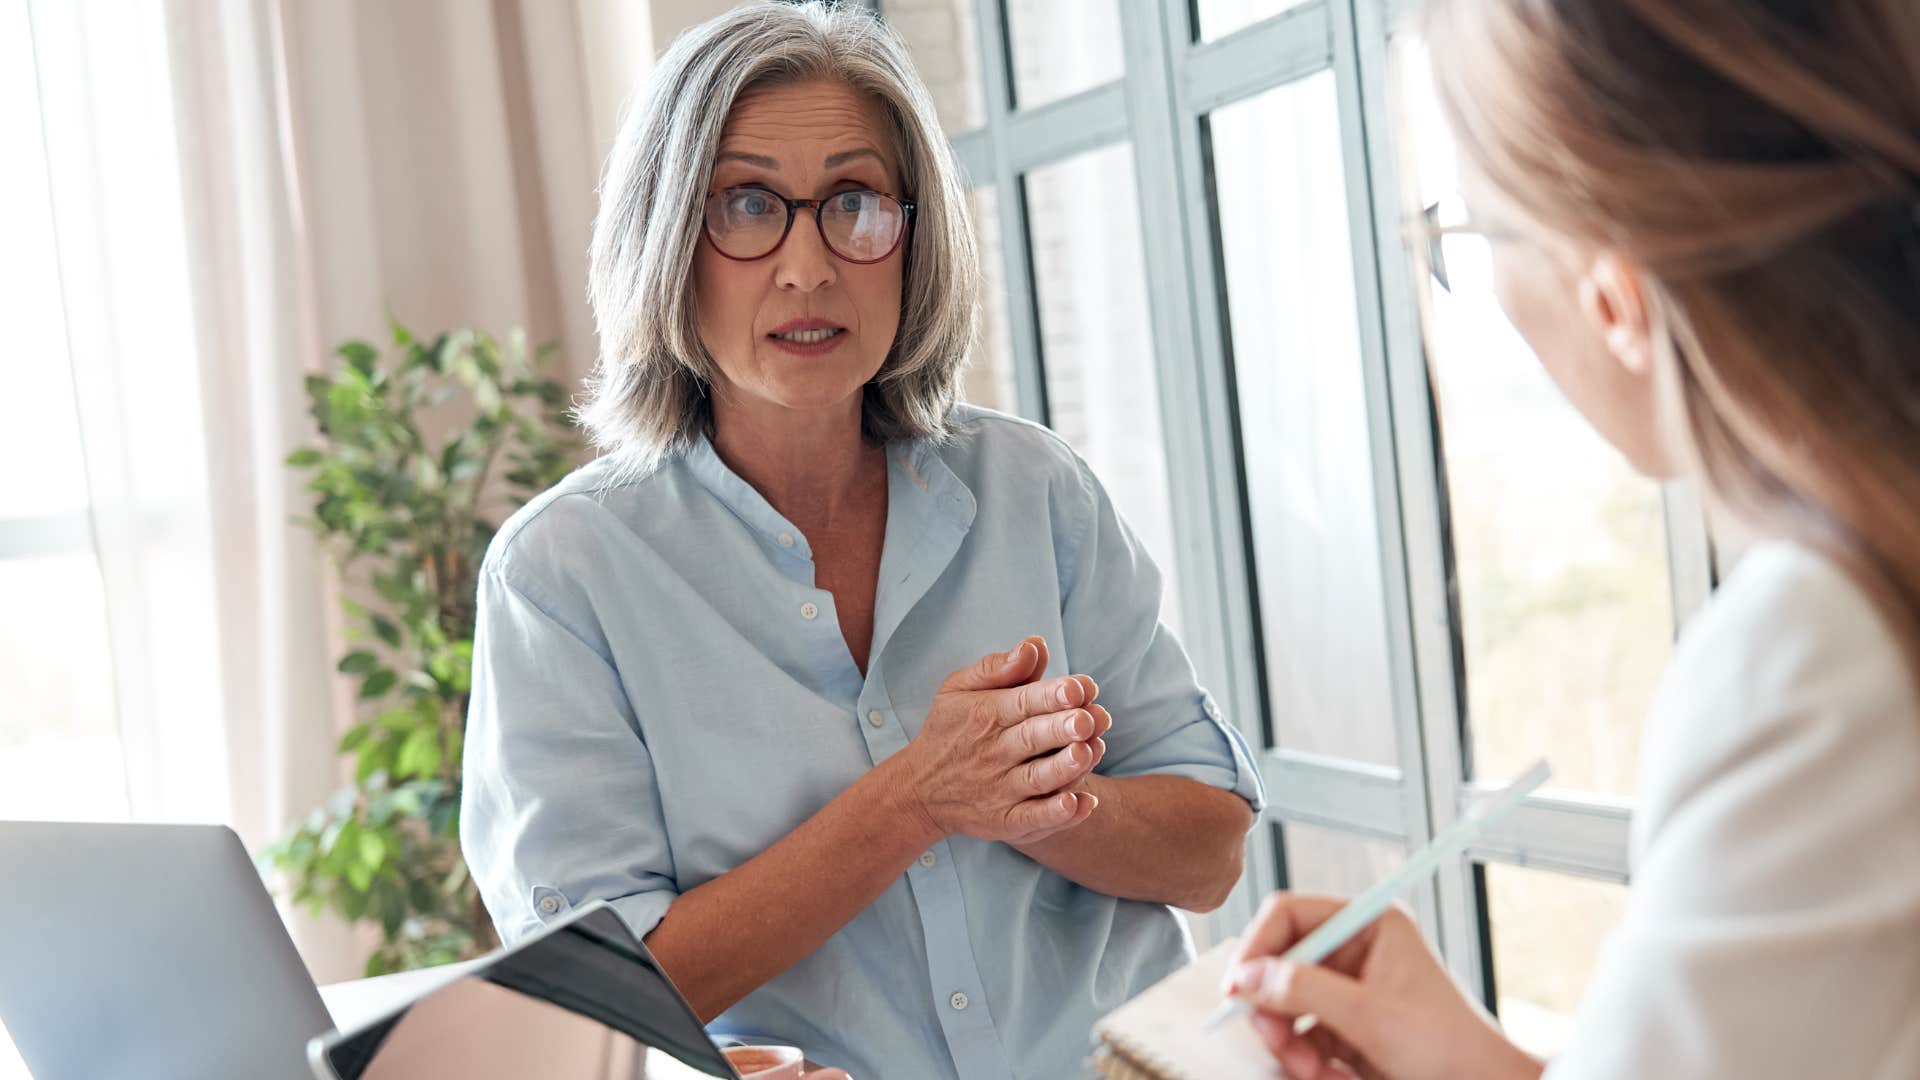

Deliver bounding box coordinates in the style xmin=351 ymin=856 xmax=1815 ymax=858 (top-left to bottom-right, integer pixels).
xmin=25 ymin=0 xmax=649 ymax=984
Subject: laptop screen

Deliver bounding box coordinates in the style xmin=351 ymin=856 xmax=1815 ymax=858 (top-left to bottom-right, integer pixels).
xmin=317 ymin=905 xmax=737 ymax=1080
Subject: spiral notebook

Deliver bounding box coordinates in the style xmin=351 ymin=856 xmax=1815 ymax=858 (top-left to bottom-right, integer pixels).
xmin=1089 ymin=939 xmax=1285 ymax=1080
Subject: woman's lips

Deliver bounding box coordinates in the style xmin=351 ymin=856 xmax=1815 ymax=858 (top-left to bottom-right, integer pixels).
xmin=766 ymin=322 xmax=848 ymax=356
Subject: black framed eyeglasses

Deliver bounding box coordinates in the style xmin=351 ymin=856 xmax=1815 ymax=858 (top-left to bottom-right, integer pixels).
xmin=703 ymin=185 xmax=916 ymax=264
xmin=1405 ymin=200 xmax=1520 ymax=293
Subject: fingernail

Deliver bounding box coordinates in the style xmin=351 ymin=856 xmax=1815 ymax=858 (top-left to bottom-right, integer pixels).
xmin=1068 ymin=710 xmax=1091 ymax=738
xmin=1004 ymin=644 xmax=1025 ymax=667
xmin=1224 ymin=960 xmax=1261 ymax=995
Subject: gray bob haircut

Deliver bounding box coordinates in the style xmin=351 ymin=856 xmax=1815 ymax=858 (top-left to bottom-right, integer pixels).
xmin=581 ymin=0 xmax=981 ymax=465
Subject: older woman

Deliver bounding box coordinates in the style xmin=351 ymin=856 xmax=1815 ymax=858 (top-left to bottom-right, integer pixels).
xmin=460 ymin=4 xmax=1263 ymax=1077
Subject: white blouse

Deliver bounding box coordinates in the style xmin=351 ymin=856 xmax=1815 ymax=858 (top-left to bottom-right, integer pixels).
xmin=1545 ymin=542 xmax=1920 ymax=1079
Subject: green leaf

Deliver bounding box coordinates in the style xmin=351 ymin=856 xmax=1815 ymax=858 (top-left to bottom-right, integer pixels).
xmin=372 ymin=573 xmax=410 ymax=605
xmin=285 ymin=447 xmax=324 ymax=467
xmin=355 ymin=744 xmax=391 ymax=783
xmin=359 ymin=669 xmax=398 ymax=699
xmin=395 ymin=726 xmax=441 ymax=780
xmin=338 ymin=341 xmax=378 ymax=376
xmin=372 ymin=616 xmax=403 ymax=649
xmin=426 ymin=333 xmax=451 ymax=372
xmin=337 ymin=723 xmax=372 ymax=754
xmin=357 ymin=828 xmax=388 ymax=870
xmin=304 ymin=372 xmax=332 ymax=397
xmin=337 ymin=650 xmax=378 ymax=675
xmin=428 ymin=795 xmax=460 ymax=839
xmin=377 ymin=879 xmax=407 ymax=939
xmin=346 ymin=861 xmax=374 ymax=894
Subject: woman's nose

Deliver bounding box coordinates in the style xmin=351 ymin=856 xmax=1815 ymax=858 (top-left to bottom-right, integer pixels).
xmin=772 ymin=211 xmax=838 ymax=293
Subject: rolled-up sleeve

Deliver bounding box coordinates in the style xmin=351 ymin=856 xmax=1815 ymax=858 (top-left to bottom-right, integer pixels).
xmin=1060 ymin=457 xmax=1266 ymax=815
xmin=460 ymin=565 xmax=679 ymax=944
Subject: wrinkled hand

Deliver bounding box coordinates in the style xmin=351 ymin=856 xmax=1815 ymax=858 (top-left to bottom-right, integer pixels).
xmin=1221 ymin=893 xmax=1542 ymax=1080
xmin=892 ymin=637 xmax=1108 ymax=845
xmin=1009 ymin=636 xmax=1113 ymax=798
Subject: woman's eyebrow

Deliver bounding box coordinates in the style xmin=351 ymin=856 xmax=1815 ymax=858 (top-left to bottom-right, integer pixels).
xmin=714 ymin=150 xmax=780 ymax=170
xmin=823 ymin=147 xmax=884 ymax=169
xmin=714 ymin=148 xmax=885 ymax=172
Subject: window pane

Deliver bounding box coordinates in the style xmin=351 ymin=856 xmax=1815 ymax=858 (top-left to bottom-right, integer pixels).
xmin=1005 ymin=0 xmax=1124 ymax=110
xmin=885 ymin=0 xmax=988 ymax=132
xmin=1396 ymin=46 xmax=1672 ymax=797
xmin=0 ymin=553 xmax=129 ymax=822
xmin=1484 ymin=863 xmax=1627 ymax=1059
xmin=1280 ymin=822 xmax=1402 ymax=899
xmin=1194 ymin=0 xmax=1312 ymax=42
xmin=1025 ymin=144 xmax=1182 ymax=635
xmin=0 ymin=0 xmax=88 ymax=521
xmin=1212 ymin=74 xmax=1397 ymax=766
xmin=962 ymin=187 xmax=1018 ymax=413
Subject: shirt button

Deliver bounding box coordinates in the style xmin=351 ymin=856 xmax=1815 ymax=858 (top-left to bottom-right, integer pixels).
xmin=538 ymin=896 xmax=559 ymax=915
xmin=866 ymin=710 xmax=884 ymax=729
xmin=949 ymin=991 xmax=969 ymax=1011
xmin=776 ymin=531 xmax=796 ymax=548
xmin=919 ymin=851 xmax=936 ymax=868
xmin=1204 ymin=699 xmax=1221 ymax=719
xmin=800 ymin=601 xmax=819 ymax=620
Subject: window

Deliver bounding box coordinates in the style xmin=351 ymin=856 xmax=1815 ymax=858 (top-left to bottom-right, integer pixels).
xmin=1209 ymin=72 xmax=1396 ymax=767
xmin=0 ymin=0 xmax=130 ymax=826
xmin=1194 ymin=0 xmax=1314 ymax=42
xmin=884 ymin=0 xmax=1717 ymax=1018
xmin=1025 ymin=144 xmax=1185 ymax=634
xmin=1004 ymin=0 xmax=1124 ymax=108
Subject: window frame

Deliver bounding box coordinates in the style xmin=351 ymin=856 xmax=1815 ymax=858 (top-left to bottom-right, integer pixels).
xmin=880 ymin=0 xmax=1719 ymax=1004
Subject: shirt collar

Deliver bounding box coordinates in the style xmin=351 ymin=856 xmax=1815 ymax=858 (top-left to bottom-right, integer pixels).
xmin=681 ymin=431 xmax=976 ymax=559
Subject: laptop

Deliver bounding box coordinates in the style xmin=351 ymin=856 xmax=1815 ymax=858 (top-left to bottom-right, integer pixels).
xmin=309 ymin=901 xmax=747 ymax=1080
xmin=0 ymin=821 xmax=334 ymax=1080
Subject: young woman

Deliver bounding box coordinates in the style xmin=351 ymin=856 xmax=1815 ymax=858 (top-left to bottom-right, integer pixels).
xmin=1222 ymin=2 xmax=1920 ymax=1077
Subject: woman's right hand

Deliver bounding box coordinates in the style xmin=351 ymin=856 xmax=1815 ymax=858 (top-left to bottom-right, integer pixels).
xmin=890 ymin=636 xmax=1108 ymax=845
xmin=1222 ymin=893 xmax=1542 ymax=1080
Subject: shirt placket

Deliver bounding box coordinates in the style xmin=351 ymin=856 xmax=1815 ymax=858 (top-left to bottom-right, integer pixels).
xmin=858 ymin=677 xmax=1014 ymax=1080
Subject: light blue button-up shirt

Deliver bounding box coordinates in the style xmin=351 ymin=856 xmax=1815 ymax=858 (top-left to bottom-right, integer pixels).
xmin=461 ymin=405 xmax=1266 ymax=1079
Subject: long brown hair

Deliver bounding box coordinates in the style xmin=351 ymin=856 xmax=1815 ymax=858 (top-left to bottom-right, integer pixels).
xmin=1424 ymin=0 xmax=1920 ymax=678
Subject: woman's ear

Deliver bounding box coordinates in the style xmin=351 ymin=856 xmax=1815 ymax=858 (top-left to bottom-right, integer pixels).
xmin=1577 ymin=252 xmax=1654 ymax=376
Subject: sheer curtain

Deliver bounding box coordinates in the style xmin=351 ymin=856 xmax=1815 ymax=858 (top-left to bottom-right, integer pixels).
xmin=17 ymin=0 xmax=643 ymax=989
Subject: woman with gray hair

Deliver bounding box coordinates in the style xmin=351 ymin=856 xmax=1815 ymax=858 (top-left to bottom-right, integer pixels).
xmin=460 ymin=4 xmax=1264 ymax=1077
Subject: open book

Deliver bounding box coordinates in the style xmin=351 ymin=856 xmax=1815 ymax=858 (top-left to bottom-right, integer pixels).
xmin=1090 ymin=940 xmax=1287 ymax=1080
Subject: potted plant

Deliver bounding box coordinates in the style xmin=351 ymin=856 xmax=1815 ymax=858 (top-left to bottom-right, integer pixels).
xmin=262 ymin=320 xmax=582 ymax=975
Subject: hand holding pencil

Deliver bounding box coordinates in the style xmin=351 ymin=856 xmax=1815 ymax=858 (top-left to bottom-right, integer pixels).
xmin=1211 ymin=762 xmax=1552 ymax=1080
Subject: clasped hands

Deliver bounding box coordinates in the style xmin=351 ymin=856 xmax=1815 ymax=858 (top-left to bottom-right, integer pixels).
xmin=888 ymin=635 xmax=1111 ymax=845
